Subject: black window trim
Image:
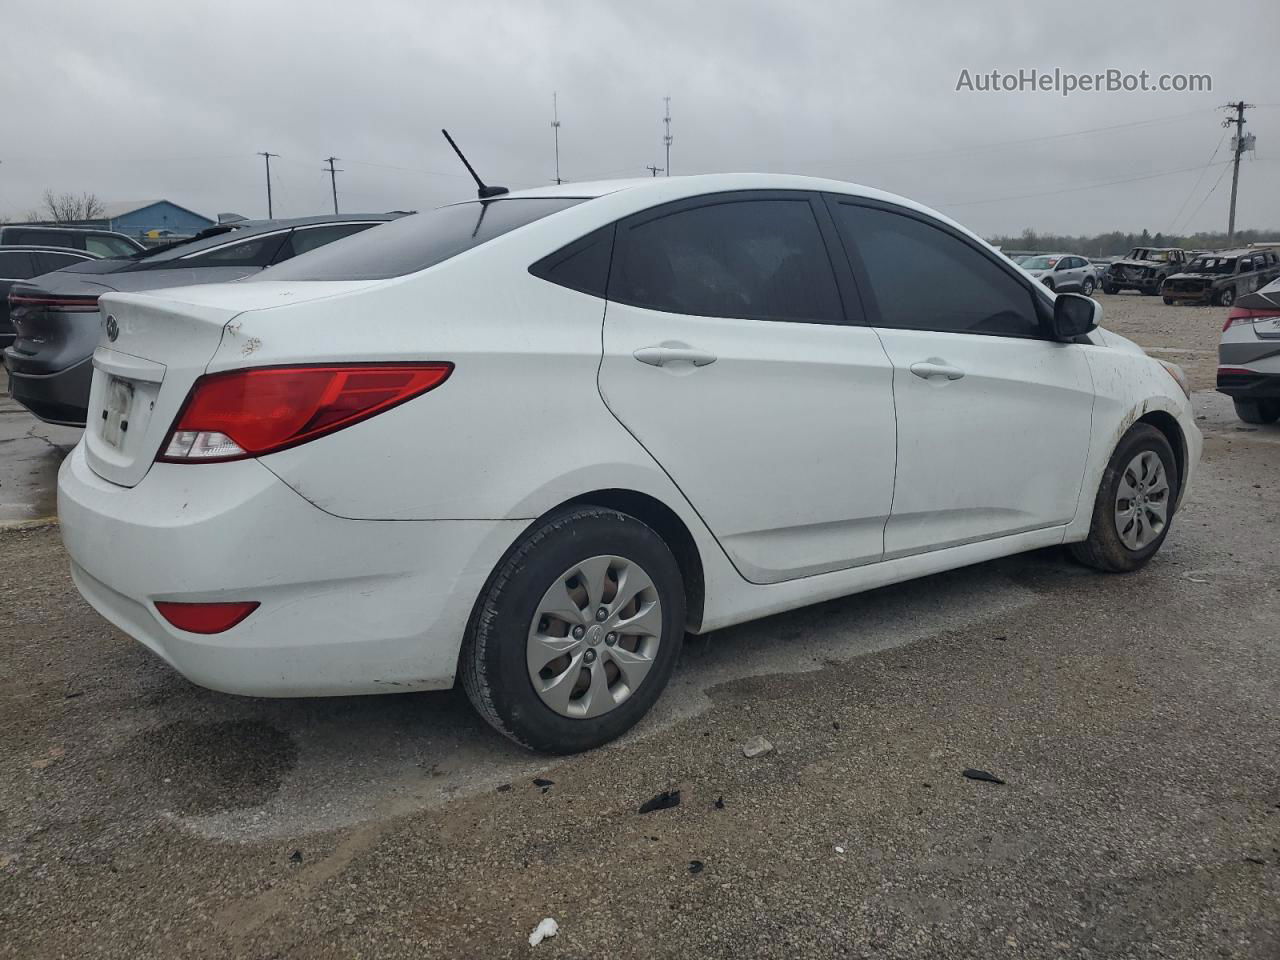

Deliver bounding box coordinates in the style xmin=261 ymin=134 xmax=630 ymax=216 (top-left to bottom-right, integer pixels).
xmin=606 ymin=189 xmax=865 ymax=327
xmin=820 ymin=192 xmax=1055 ymax=341
xmin=527 ymin=223 xmax=617 ymax=298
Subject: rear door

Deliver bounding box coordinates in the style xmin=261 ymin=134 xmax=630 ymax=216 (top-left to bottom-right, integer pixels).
xmin=826 ymin=196 xmax=1094 ymax=558
xmin=597 ymin=191 xmax=898 ymax=584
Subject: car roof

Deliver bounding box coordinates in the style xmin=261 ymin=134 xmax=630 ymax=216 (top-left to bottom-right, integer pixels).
xmin=137 ymin=212 xmax=403 ymax=263
xmin=0 ymin=244 xmax=98 ymax=256
xmin=1 ymin=224 xmax=131 ymax=237
xmin=454 ymin=173 xmax=998 ymax=253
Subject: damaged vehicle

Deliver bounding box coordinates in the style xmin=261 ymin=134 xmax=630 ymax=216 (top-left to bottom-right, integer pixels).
xmin=1162 ymin=249 xmax=1280 ymax=307
xmin=1101 ymin=247 xmax=1188 ymax=296
xmin=1217 ymin=275 xmax=1280 ymax=423
xmin=57 ymin=174 xmax=1201 ymax=753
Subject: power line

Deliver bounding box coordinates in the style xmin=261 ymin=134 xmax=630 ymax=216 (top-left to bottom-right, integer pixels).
xmin=1167 ymin=129 xmax=1227 ymax=234
xmin=1180 ymin=159 xmax=1234 ymax=236
xmin=857 ymin=107 xmax=1214 ymax=167
xmin=323 ymin=156 xmax=342 ymax=214
xmin=939 ymin=159 xmax=1231 ymax=208
xmin=257 ymin=151 xmax=278 ymax=218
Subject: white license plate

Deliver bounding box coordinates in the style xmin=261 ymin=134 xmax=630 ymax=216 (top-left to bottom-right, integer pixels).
xmin=101 ymin=377 xmax=134 ymax=449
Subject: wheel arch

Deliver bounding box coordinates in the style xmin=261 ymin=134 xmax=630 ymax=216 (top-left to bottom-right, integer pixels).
xmin=560 ymin=488 xmax=706 ymax=632
xmin=1135 ymin=410 xmax=1187 ymax=507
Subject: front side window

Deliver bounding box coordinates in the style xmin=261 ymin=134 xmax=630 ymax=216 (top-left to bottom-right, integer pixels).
xmin=831 ymin=201 xmax=1040 ymax=338
xmin=611 ymin=198 xmax=843 ymax=324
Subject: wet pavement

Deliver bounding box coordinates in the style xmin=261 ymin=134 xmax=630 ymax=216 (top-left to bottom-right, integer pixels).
xmin=0 ymin=368 xmax=80 ymax=525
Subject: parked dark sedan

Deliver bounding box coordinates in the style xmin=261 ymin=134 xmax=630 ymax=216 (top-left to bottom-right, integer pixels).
xmin=0 ymin=246 xmax=99 ymax=350
xmin=4 ymin=214 xmax=400 ymax=425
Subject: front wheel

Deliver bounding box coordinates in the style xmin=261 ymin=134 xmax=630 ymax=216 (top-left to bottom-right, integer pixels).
xmin=1069 ymin=424 xmax=1179 ymax=573
xmin=1101 ymin=280 xmax=1118 ymax=295
xmin=1215 ymin=287 xmax=1236 ymax=307
xmin=1234 ymin=398 xmax=1280 ymax=424
xmin=1081 ymin=277 xmax=1095 ymax=296
xmin=460 ymin=506 xmax=685 ymax=753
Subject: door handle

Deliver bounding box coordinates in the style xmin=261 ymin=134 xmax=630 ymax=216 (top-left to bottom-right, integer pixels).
xmin=633 ymin=345 xmax=718 ymax=367
xmin=909 ymin=360 xmax=965 ymax=381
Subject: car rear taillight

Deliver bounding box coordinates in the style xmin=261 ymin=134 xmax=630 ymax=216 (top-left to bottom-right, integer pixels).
xmin=1223 ymin=307 xmax=1279 ymax=332
xmin=7 ymin=293 xmax=100 ymax=312
xmin=158 ymin=363 xmax=453 ymax=463
xmin=155 ymin=600 xmax=259 ymax=634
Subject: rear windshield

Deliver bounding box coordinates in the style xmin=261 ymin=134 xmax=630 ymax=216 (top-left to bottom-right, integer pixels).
xmin=252 ymin=198 xmax=585 ymax=281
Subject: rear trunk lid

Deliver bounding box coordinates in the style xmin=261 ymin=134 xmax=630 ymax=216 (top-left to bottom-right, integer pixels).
xmin=83 ymin=280 xmax=382 ymax=487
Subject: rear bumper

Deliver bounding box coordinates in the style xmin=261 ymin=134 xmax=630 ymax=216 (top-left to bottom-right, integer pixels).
xmin=57 ymin=443 xmax=525 ymax=696
xmin=1217 ymin=369 xmax=1280 ymax=399
xmin=3 ymin=353 xmax=92 ymax=425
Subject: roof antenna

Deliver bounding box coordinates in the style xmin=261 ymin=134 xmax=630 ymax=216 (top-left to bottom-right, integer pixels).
xmin=441 ymin=129 xmax=509 ymax=199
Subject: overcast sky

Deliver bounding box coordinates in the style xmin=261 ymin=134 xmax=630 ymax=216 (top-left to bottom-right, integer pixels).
xmin=6 ymin=0 xmax=1277 ymax=238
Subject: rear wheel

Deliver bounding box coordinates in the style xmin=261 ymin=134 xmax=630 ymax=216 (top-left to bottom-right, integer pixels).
xmin=1215 ymin=286 xmax=1236 ymax=307
xmin=1234 ymin=398 xmax=1280 ymax=424
xmin=460 ymin=506 xmax=685 ymax=753
xmin=1069 ymin=424 xmax=1179 ymax=573
xmin=1163 ymin=296 xmax=1175 ymax=305
xmin=1082 ymin=277 xmax=1095 ymax=296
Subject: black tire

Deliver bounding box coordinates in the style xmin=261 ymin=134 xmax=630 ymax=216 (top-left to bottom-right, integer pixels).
xmin=1101 ymin=280 xmax=1117 ymax=295
xmin=1081 ymin=277 xmax=1095 ymax=296
xmin=460 ymin=506 xmax=685 ymax=753
xmin=1215 ymin=286 xmax=1236 ymax=307
xmin=1163 ymin=296 xmax=1175 ymax=305
xmin=1042 ymin=278 xmax=1055 ymax=292
xmin=1234 ymin=398 xmax=1280 ymax=424
xmin=1069 ymin=423 xmax=1180 ymax=573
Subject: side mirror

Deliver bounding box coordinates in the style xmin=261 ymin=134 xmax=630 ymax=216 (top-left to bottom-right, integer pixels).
xmin=1051 ymin=292 xmax=1100 ymax=340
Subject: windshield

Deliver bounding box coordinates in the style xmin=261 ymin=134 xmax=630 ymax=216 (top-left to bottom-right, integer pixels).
xmin=1130 ymin=249 xmax=1173 ymax=262
xmin=1186 ymin=257 xmax=1237 ymax=274
xmin=1021 ymin=255 xmax=1061 ymax=270
xmin=253 ymin=198 xmax=586 ymax=281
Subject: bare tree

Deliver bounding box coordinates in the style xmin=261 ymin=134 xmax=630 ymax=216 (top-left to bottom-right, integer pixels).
xmin=39 ymin=189 xmax=104 ymax=222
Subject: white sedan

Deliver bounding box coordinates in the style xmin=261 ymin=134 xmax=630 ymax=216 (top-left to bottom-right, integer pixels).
xmin=57 ymin=174 xmax=1200 ymax=753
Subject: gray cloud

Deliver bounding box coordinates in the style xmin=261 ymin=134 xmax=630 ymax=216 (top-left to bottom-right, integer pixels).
xmin=6 ymin=0 xmax=1277 ymax=237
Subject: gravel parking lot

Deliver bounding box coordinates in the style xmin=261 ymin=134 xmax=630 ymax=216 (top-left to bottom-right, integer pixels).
xmin=2 ymin=294 xmax=1277 ymax=959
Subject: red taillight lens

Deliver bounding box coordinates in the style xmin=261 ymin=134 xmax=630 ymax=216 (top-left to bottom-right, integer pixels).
xmin=158 ymin=363 xmax=453 ymax=463
xmin=8 ymin=293 xmax=100 ymax=312
xmin=1223 ymin=307 xmax=1278 ymax=332
xmin=155 ymin=600 xmax=259 ymax=634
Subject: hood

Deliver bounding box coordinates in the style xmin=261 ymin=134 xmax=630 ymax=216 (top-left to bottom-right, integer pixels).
xmin=1110 ymin=258 xmax=1162 ymax=270
xmin=1094 ymin=327 xmax=1147 ymax=356
xmin=1165 ymin=272 xmax=1219 ymax=282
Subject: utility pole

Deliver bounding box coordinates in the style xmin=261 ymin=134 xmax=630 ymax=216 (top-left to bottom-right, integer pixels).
xmin=1221 ymin=101 xmax=1253 ymax=244
xmin=323 ymin=156 xmax=342 ymax=214
xmin=257 ymin=151 xmax=279 ymax=218
xmin=663 ymin=96 xmax=672 ymax=176
xmin=645 ymin=164 xmax=664 ymax=177
xmin=551 ymin=92 xmax=562 ymax=185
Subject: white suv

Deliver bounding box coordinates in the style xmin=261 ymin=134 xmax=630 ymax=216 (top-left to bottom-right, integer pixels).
xmin=57 ymin=174 xmax=1200 ymax=753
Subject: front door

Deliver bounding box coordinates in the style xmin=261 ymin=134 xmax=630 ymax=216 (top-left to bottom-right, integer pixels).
xmin=827 ymin=196 xmax=1095 ymax=558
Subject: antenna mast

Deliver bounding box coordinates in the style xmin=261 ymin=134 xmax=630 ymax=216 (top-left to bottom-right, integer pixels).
xmin=551 ymin=92 xmax=562 ymax=185
xmin=663 ymin=96 xmax=672 ymax=177
xmin=440 ymin=129 xmax=509 ymax=199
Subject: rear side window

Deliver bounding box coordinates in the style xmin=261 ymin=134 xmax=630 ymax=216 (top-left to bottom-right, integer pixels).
xmin=179 ymin=232 xmax=289 ymax=268
xmin=529 ymin=226 xmax=614 ymax=297
xmin=254 ymin=199 xmax=584 ymax=281
xmin=11 ymin=229 xmax=78 ymax=249
xmin=611 ymin=198 xmax=843 ymax=324
xmin=0 ymin=251 xmax=34 ymax=279
xmin=831 ymin=202 xmax=1040 ymax=338
xmin=33 ymin=252 xmax=90 ymax=273
xmin=276 ymin=222 xmax=379 ymax=261
xmin=85 ymin=235 xmax=137 ymax=258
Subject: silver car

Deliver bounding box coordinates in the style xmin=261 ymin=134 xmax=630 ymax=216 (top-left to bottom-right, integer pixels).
xmin=1218 ymin=275 xmax=1280 ymax=423
xmin=1020 ymin=253 xmax=1097 ymax=295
